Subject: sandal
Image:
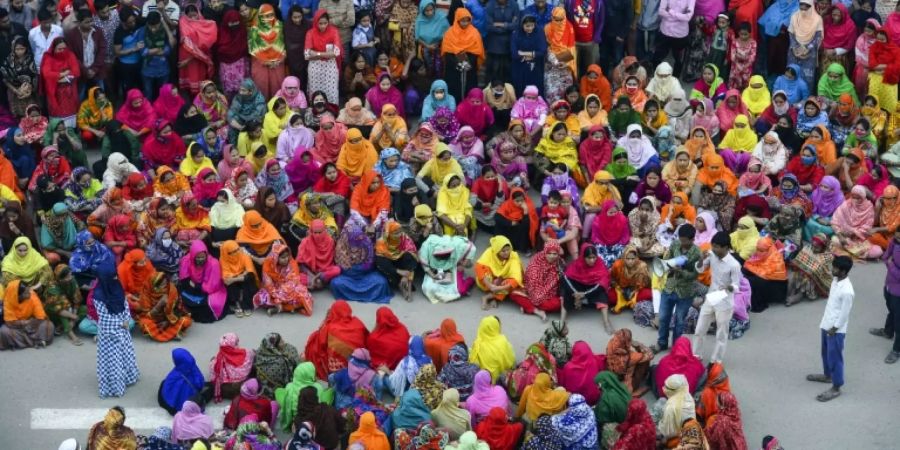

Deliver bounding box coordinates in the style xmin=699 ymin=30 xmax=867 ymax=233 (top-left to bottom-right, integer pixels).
xmin=885 ymin=351 xmax=900 ymax=364
xmin=869 ymin=328 xmax=892 ymax=339
xmin=816 ymin=389 xmax=841 ymax=402
xmin=806 ymin=374 xmax=832 ymax=383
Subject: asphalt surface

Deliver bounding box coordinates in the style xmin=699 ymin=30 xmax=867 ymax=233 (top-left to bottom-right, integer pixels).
xmin=2 ymin=234 xmax=899 ymax=449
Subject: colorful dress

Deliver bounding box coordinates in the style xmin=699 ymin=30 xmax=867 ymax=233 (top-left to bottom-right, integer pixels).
xmin=727 ymin=37 xmax=757 ymax=91
xmin=252 ymin=242 xmax=314 ymax=315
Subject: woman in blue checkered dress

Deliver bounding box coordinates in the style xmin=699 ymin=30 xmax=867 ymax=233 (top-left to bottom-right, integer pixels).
xmin=94 ymin=264 xmax=139 ymax=398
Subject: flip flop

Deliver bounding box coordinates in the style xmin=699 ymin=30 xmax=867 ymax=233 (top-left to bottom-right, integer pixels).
xmin=806 ymin=374 xmax=832 ymax=383
xmin=816 ymin=389 xmax=841 ymax=402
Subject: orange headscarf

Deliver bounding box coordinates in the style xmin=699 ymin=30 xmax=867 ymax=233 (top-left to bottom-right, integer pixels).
xmin=697 ymin=362 xmax=732 ymax=422
xmin=348 ymin=412 xmax=390 ymax=450
xmin=117 ymin=249 xmax=156 ymax=296
xmin=350 ymin=170 xmax=391 ymax=221
xmin=580 ymin=64 xmax=612 ymax=111
xmin=801 ymin=124 xmax=837 ymax=166
xmin=153 ymin=165 xmax=191 ymax=197
xmin=496 ymin=187 xmax=539 ymax=245
xmin=660 ymin=192 xmax=697 ymax=225
xmin=336 ymin=128 xmax=378 ymax=178
xmin=440 ymin=8 xmax=485 ymax=64
xmin=696 ymin=153 xmax=739 ymax=195
xmin=3 ymin=279 xmax=46 ymax=322
xmin=545 ymin=7 xmax=576 ymax=77
xmin=684 ymin=127 xmax=716 ymax=161
xmin=742 ymin=237 xmax=787 ymax=281
xmin=235 ymin=210 xmax=283 ymax=254
xmin=424 ymin=318 xmax=465 ymax=371
xmin=261 ymin=241 xmax=301 ymax=284
xmin=219 ymin=240 xmax=257 ymax=279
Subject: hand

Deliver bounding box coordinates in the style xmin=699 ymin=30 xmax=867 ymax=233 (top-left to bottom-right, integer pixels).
xmin=136 ymin=41 xmax=145 ymax=50
xmin=178 ymin=59 xmax=189 ymax=68
xmin=828 ymin=327 xmax=837 ymax=336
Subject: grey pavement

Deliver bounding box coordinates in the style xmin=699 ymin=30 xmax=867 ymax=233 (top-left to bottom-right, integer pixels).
xmin=2 ymin=243 xmax=900 ymax=449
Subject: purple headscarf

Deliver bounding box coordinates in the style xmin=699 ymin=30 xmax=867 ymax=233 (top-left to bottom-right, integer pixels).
xmin=810 ymin=175 xmax=844 ymax=216
xmin=284 ymin=148 xmax=322 ymax=193
xmin=428 ymin=106 xmax=461 ymax=141
xmin=733 ymin=276 xmax=752 ymax=322
xmin=172 ymin=400 xmax=214 ymax=442
xmin=464 ymin=370 xmax=510 ymax=423
xmin=241 ymin=378 xmax=260 ymax=400
xmin=348 ymin=348 xmax=377 ymax=390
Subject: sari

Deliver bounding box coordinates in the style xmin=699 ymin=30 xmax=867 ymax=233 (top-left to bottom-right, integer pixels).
xmin=424 ymin=318 xmax=465 ymax=371
xmin=506 ymin=343 xmax=558 ymax=400
xmin=605 ymin=328 xmax=653 ymax=395
xmin=475 ymin=408 xmax=524 ymax=450
xmin=303 ymin=300 xmax=370 ymax=379
xmin=178 ymin=12 xmax=217 ymax=96
xmin=465 ymin=370 xmax=510 ymax=425
xmin=252 ymin=242 xmax=313 ymax=315
xmin=209 ymin=332 xmax=255 ymax=402
xmin=86 ymin=409 xmax=137 ymax=450
xmin=654 ymin=337 xmax=704 ymax=398
xmin=431 ymin=388 xmax=472 ymax=441
xmin=515 ymin=372 xmax=569 ymax=421
xmin=366 ymin=307 xmax=411 ymax=370
xmin=557 ymin=341 xmax=605 ymax=405
xmin=274 ymin=361 xmax=332 ymax=431
xmin=831 ymin=185 xmax=878 ymax=258
xmin=469 ymin=316 xmax=516 ymax=381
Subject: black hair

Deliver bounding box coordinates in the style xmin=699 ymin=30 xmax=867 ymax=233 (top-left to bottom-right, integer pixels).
xmin=94 ymin=0 xmax=108 ymax=10
xmin=644 ymin=166 xmax=662 ymax=179
xmin=245 ymin=121 xmax=262 ymax=132
xmin=146 ymin=11 xmax=162 ymax=25
xmin=272 ymin=97 xmax=287 ymax=109
xmin=512 ymin=190 xmax=525 ymax=200
xmin=481 ymin=164 xmax=496 ymax=176
xmin=289 ymin=113 xmax=304 ymax=126
xmin=833 ymin=255 xmax=853 ymax=273
xmin=0 ymin=8 xmax=7 ymax=19
xmin=564 ymin=84 xmax=580 ymax=97
xmin=585 ymin=95 xmax=601 ymax=107
xmin=37 ymin=7 xmax=52 ymax=22
xmin=253 ymin=144 xmax=268 ymax=157
xmin=490 ymin=79 xmax=505 ymax=88
xmin=184 ymin=4 xmax=199 ymax=14
xmin=521 ymin=15 xmax=536 ymax=25
xmin=773 ymin=91 xmax=787 ymax=102
xmin=554 ymin=162 xmax=568 ymax=173
xmin=551 ymin=122 xmax=568 ymax=136
xmin=856 ymin=117 xmax=870 ymax=130
xmin=711 ymin=231 xmax=731 ymax=248
xmin=548 ymin=190 xmax=562 ymax=202
xmin=217 ymin=190 xmax=229 ymax=200
xmin=615 ymin=96 xmax=632 ymax=108
xmin=112 ymin=406 xmax=125 ymax=417
xmin=678 ymin=224 xmax=696 ymax=239
xmin=288 ymin=5 xmax=304 ymax=18
xmin=189 ymin=143 xmax=204 ymax=157
xmin=645 ymin=99 xmax=660 ymax=112
xmin=582 ymin=245 xmax=599 ymax=259
xmin=738 ymin=21 xmax=751 ymax=32
xmin=17 ymin=280 xmax=27 ymax=297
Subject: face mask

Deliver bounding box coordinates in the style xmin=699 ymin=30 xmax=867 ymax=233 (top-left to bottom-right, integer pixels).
xmin=493 ymin=90 xmax=504 ymax=98
xmin=161 ymin=238 xmax=173 ymax=247
xmin=625 ymin=86 xmax=637 ymax=94
xmin=314 ymin=101 xmax=325 ymax=108
xmin=434 ymin=92 xmax=445 ymax=100
xmin=801 ymin=156 xmax=816 ymax=166
xmin=629 ymin=137 xmax=641 ymax=145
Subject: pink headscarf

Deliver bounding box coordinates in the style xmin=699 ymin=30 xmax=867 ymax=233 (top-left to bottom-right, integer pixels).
xmin=556 ymin=341 xmax=606 ymax=405
xmin=692 ymin=97 xmax=720 ymax=137
xmin=171 ymin=400 xmax=214 ymax=441
xmin=348 ymin=348 xmax=377 ymax=390
xmin=285 ymin=148 xmax=322 ymax=193
xmin=716 ymin=89 xmax=750 ymax=133
xmin=275 ymin=76 xmax=308 ymax=110
xmin=116 ymin=88 xmax=158 ymax=132
xmin=653 ymin=337 xmax=705 ymax=397
xmin=455 ymin=88 xmax=495 ymax=136
xmin=178 ymin=241 xmax=226 ymax=319
xmin=240 ymin=378 xmax=260 ymax=399
xmin=153 ymin=83 xmax=185 ymax=123
xmin=831 ymin=185 xmax=875 ymax=238
xmin=465 ymin=370 xmax=510 ymax=423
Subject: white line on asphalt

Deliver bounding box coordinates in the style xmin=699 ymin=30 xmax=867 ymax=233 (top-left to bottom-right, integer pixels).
xmin=30 ymin=406 xmax=227 ymax=430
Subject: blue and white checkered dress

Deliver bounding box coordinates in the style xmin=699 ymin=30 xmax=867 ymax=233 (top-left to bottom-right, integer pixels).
xmin=96 ymin=298 xmax=139 ymax=398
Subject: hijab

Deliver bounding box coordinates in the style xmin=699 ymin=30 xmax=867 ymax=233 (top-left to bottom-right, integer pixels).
xmin=579 ymin=125 xmax=613 ymax=177
xmin=817 ymin=63 xmax=859 ymax=105
xmin=296 ymin=219 xmax=336 ymax=272
xmin=545 ymin=6 xmax=576 ymax=76
xmin=592 ymin=200 xmax=631 ymax=246
xmin=476 ymin=235 xmax=523 ymax=285
xmin=249 ymin=4 xmax=286 ymax=63
xmin=348 ymin=412 xmax=390 ymax=450
xmin=465 ymin=369 xmax=509 ymax=420
xmin=313 ymin=114 xmax=347 ymax=163
xmin=520 ymin=372 xmax=569 ymax=420
xmin=216 ymin=9 xmax=249 ymax=63
xmin=618 ymin=124 xmax=657 ymax=169
xmin=117 ymin=89 xmax=158 ymax=132
xmin=416 ymin=0 xmax=450 ymax=44
xmin=337 ymin=128 xmax=378 ymax=177
xmin=469 ymin=315 xmax=516 ymax=381
xmin=823 ymin=3 xmax=858 ymax=50
xmin=565 ymin=242 xmax=610 ymax=285
xmin=789 ymin=0 xmax=824 ymax=44
xmin=367 ymin=306 xmax=411 ymax=369
xmin=556 ymin=341 xmax=604 ymax=405
xmin=742 ymin=75 xmax=771 ymax=115
xmin=350 ymin=169 xmax=391 ymax=220
xmin=810 ymin=175 xmax=844 ymax=216
xmin=743 ymin=237 xmax=788 ymax=280
xmin=172 ymin=401 xmax=214 ymax=442
xmin=160 ymin=348 xmax=205 ymax=413
xmin=441 ymin=8 xmax=486 ymax=64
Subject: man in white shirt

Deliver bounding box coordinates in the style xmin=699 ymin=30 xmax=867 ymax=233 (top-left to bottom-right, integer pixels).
xmin=28 ymin=7 xmax=62 ymax=68
xmin=692 ymin=232 xmax=742 ymax=363
xmin=807 ymin=255 xmax=854 ymax=402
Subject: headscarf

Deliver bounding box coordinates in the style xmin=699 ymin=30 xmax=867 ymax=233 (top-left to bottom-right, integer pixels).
xmin=178 ymin=241 xmax=226 ymax=319
xmin=691 ymin=63 xmax=726 ymax=101
xmin=565 ymin=242 xmax=611 ymax=285
xmin=249 ymin=4 xmax=286 ymax=63
xmin=229 ymin=79 xmax=267 ymax=124
xmin=759 ymin=0 xmax=799 ymax=37
xmin=831 ymin=184 xmax=875 ymax=233
xmin=208 ymin=190 xmax=244 ymax=229
xmin=436 ymin=172 xmax=474 ymax=222
xmin=255 ymin=159 xmax=294 ymax=203
xmin=613 ymin=76 xmax=649 ymax=112
xmin=742 ymin=75 xmax=771 ymax=115
xmin=544 ymin=6 xmax=576 ymax=76
xmin=172 ymin=401 xmax=214 ymax=442
xmin=579 ymin=125 xmax=614 ymax=177
xmin=523 ymin=414 xmax=564 ymax=450
xmin=116 ymin=89 xmax=157 ymax=132
xmin=580 ymin=65 xmax=612 ymax=110
xmin=392 ymin=389 xmax=433 ymax=430
xmin=524 ymin=240 xmax=563 ymax=308
xmin=236 ymin=210 xmax=282 ymax=250
xmin=476 ymin=235 xmax=524 ymax=286
xmin=743 ymin=237 xmax=788 ymax=280
xmin=143 ymin=120 xmax=186 ymax=168
xmin=810 ymin=175 xmax=844 ymax=216
xmin=823 ymin=3 xmax=858 ymax=50
xmin=878 ymin=185 xmax=900 ymax=231
xmin=367 ymin=306 xmax=411 ymax=369
xmin=789 ymin=0 xmax=824 ymax=45
xmin=441 ymin=8 xmax=485 ymax=64
xmin=475 ymin=407 xmax=524 ymax=450
xmin=216 ymin=9 xmax=249 ymax=63
xmin=431 ymin=388 xmax=471 ymax=439
xmin=594 ymin=370 xmax=631 ymax=424
xmin=78 ymin=86 xmax=114 ymax=128
xmin=455 ymin=89 xmax=495 ymax=135
xmin=86 ymin=408 xmax=136 ymax=450
xmin=40 ymin=37 xmax=80 ymax=114
xmin=697 ymin=362 xmax=732 ymax=421
xmin=465 ymin=369 xmax=509 ymax=420
xmin=40 ymin=203 xmax=77 ymax=250
xmin=153 ymin=84 xmax=185 ymax=123
xmin=416 ymin=0 xmax=450 ymax=44
xmin=716 ymin=89 xmax=750 ymax=133
xmin=2 ymin=236 xmax=49 ymax=280
xmin=605 ymin=147 xmax=637 ymax=179
xmin=276 ymin=76 xmax=307 ymax=110
xmin=696 ymin=153 xmax=739 ymax=195
xmin=556 ymin=341 xmax=603 ymax=405
xmin=592 ymin=200 xmax=631 ymax=246
xmin=646 ymin=62 xmax=680 ymax=101
xmin=720 ymin=115 xmax=758 ymax=152
xmin=694 ymin=211 xmax=719 ymax=247
xmin=692 ymin=97 xmax=720 ymax=138
xmin=469 ymin=316 xmax=516 ymax=381
xmin=817 ymin=63 xmax=859 ymax=105
xmin=551 ymin=394 xmax=598 ymax=449
xmin=350 ymin=170 xmax=391 ymax=220
xmin=313 ymin=115 xmax=348 ymax=164
xmin=614 ymin=399 xmax=657 ymax=449
xmin=424 ymin=318 xmax=465 ymax=371
xmin=348 ymin=412 xmax=390 ymax=450
xmin=654 ymin=337 xmax=705 ymax=398
xmin=658 ymin=374 xmax=696 ymax=439
xmin=296 ymin=219 xmax=336 ymax=272
xmin=275 ymin=361 xmax=330 ymax=431
xmin=618 ymin=124 xmax=657 ymax=169
xmin=519 ymin=372 xmax=569 ymax=420
xmin=437 ymin=344 xmax=480 ymax=400
xmin=423 ymin=80 xmax=458 ymax=121
xmin=218 ymin=240 xmax=256 ymax=280
xmin=337 ymin=128 xmax=378 ymax=178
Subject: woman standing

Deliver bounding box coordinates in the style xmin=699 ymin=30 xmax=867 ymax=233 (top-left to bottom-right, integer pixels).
xmin=416 ymin=0 xmax=449 ymax=74
xmin=788 ymin=0 xmax=823 ymax=88
xmin=178 ymin=5 xmax=217 ymax=98
xmin=511 ymin=15 xmax=547 ymax=97
xmin=441 ymin=9 xmax=485 ymax=102
xmin=94 ymin=265 xmax=139 ymax=397
xmin=40 ymin=38 xmax=80 ymax=125
xmin=305 ymin=10 xmax=342 ymax=107
xmin=544 ymin=7 xmax=575 ymax=104
xmin=0 ymin=36 xmax=38 ymax=117
xmin=215 ymin=10 xmax=249 ymax=99
xmin=249 ymin=5 xmax=287 ymax=98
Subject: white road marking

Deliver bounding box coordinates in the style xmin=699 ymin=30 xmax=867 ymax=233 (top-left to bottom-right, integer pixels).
xmin=30 ymin=406 xmax=227 ymax=430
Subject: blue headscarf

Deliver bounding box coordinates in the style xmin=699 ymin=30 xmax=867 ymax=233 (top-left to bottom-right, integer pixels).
xmin=91 ymin=260 xmax=126 ymax=314
xmin=391 ymin=389 xmax=432 ymax=430
xmin=512 ymin=14 xmax=548 ymax=55
xmin=3 ymin=127 xmax=36 ymax=179
xmin=421 ymin=80 xmax=457 ymax=120
xmin=146 ymin=227 xmax=184 ymax=271
xmin=374 ymin=147 xmax=414 ymax=189
xmin=160 ymin=348 xmax=206 ymax=412
xmin=758 ymin=0 xmax=799 ymax=37
xmin=773 ymin=64 xmax=810 ymax=105
xmin=415 ymin=0 xmax=450 ymax=45
xmin=69 ymin=230 xmax=116 ymax=276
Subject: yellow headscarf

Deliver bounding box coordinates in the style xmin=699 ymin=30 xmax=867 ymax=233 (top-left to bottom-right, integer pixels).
xmin=718 ymin=115 xmax=758 ymax=152
xmin=77 ymin=86 xmax=114 ymax=129
xmin=475 ymin=235 xmax=523 ymax=285
xmin=2 ymin=236 xmax=49 ymax=281
xmin=436 ymin=173 xmax=473 ymax=221
xmin=535 ymin=127 xmax=579 ymax=170
xmin=519 ymin=372 xmax=570 ymax=420
xmin=292 ymin=192 xmax=337 ymax=231
xmin=730 ymin=216 xmax=760 ymax=260
xmin=741 ymin=75 xmax=771 ymax=116
xmin=179 ymin=142 xmax=216 ymax=178
xmin=425 ymin=148 xmax=464 ymax=185
xmin=468 ymin=315 xmax=516 ymax=381
xmin=336 ymin=128 xmax=378 ymax=177
xmin=582 ymin=170 xmax=621 ymax=207
xmin=262 ymin=96 xmax=291 ymax=153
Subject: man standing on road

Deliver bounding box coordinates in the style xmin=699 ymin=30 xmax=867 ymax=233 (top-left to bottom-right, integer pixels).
xmin=692 ymin=231 xmax=742 ymax=363
xmin=807 ymin=255 xmax=854 ymax=402
xmin=652 ymin=224 xmax=701 ymax=354
xmin=870 ymin=229 xmax=900 ymax=364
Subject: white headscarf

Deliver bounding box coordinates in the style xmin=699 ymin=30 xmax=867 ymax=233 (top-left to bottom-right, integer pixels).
xmin=617 ymin=124 xmax=658 ymax=169
xmin=658 ymin=374 xmax=696 ymax=439
xmin=101 ymin=152 xmax=139 ymax=189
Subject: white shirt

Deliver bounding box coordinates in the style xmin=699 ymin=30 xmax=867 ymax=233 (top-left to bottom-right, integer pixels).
xmin=696 ymin=252 xmax=742 ymax=305
xmin=820 ymin=277 xmax=854 ymax=334
xmin=141 ymin=0 xmax=181 ymax=20
xmin=28 ymin=24 xmax=63 ymax=68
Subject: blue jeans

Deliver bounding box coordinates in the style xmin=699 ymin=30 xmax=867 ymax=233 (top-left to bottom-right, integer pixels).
xmin=142 ymin=74 xmax=167 ymax=101
xmin=821 ymin=329 xmax=845 ymax=387
xmin=657 ymin=291 xmax=693 ymax=349
xmin=78 ymin=79 xmax=105 ymax=101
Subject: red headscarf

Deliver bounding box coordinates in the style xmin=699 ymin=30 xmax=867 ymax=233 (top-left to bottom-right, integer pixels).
xmin=305 ymin=9 xmax=343 ymax=68
xmin=524 ymin=240 xmax=563 ymax=307
xmin=474 ymin=407 xmax=524 ymax=450
xmin=471 ymin=171 xmax=508 ymax=204
xmin=313 ymin=163 xmax=352 ymax=198
xmin=40 ymin=37 xmax=80 ymax=114
xmin=296 ymin=219 xmax=336 ymax=272
xmin=366 ymin=307 xmax=411 ymax=370
xmin=304 ymin=300 xmax=370 ymax=379
xmin=565 ymin=243 xmax=610 ymax=286
xmin=142 ymin=120 xmax=186 ymax=168
xmin=869 ymin=30 xmax=900 ymax=84
xmin=591 ymin=200 xmax=630 ymax=246
xmin=823 ymin=4 xmax=858 ymax=50
xmin=216 ymin=10 xmax=249 ymax=64
xmin=614 ymin=399 xmax=658 ymax=450
xmin=116 ymin=89 xmax=158 ymax=132
xmin=179 ymin=9 xmax=217 ymax=75
xmin=313 ymin=114 xmax=348 ymax=164
xmin=123 ymin=172 xmax=153 ymax=201
xmin=350 ymin=170 xmax=391 ymax=221
xmin=579 ymin=125 xmax=613 ymax=177
xmin=705 ymin=391 xmax=749 ymax=450
xmin=191 ymin=168 xmax=223 ymax=203
xmin=496 ymin=187 xmax=539 ymax=246
xmin=654 ymin=337 xmax=705 ymax=397
xmin=211 ymin=332 xmax=251 ymax=400
xmin=104 ymin=214 xmax=138 ymax=248
xmin=423 ymin=318 xmax=465 ymax=371
xmin=556 ymin=341 xmax=606 ymax=405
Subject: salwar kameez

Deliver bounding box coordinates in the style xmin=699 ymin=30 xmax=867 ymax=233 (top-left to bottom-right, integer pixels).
xmin=219 ymin=59 xmax=249 ymax=98
xmin=96 ymin=298 xmax=139 ymax=397
xmin=544 ymin=62 xmax=574 ymax=105
xmin=419 ymin=235 xmax=477 ymax=303
xmin=788 ymin=32 xmax=821 ymax=89
xmin=251 ymin=59 xmax=287 ymax=100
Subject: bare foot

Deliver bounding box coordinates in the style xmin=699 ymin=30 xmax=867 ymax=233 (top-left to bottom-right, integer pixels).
xmin=535 ymin=309 xmax=548 ymax=322
xmin=491 ymin=300 xmax=499 ymax=309
xmin=481 ymin=295 xmax=491 ymax=310
xmin=603 ymin=321 xmax=614 ymax=335
xmin=68 ymin=332 xmax=83 ymax=346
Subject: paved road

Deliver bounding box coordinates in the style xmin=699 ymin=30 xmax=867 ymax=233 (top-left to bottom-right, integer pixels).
xmin=2 ymin=244 xmax=899 ymax=449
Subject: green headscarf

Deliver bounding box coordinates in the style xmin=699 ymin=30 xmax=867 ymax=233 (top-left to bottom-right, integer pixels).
xmin=607 ymin=96 xmax=642 ymax=136
xmin=274 ymin=362 xmax=333 ymax=431
xmin=817 ymin=63 xmax=859 ymax=105
xmin=594 ymin=370 xmax=630 ymax=424
xmin=604 ymin=147 xmax=637 ymax=179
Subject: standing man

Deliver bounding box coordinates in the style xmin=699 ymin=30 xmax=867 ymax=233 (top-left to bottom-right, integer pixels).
xmin=140 ymin=11 xmax=174 ymax=100
xmin=652 ymin=224 xmax=701 ymax=354
xmin=29 ymin=8 xmax=64 ymax=68
xmin=653 ymin=0 xmax=694 ymax=77
xmin=0 ymin=8 xmax=29 ymax=108
xmin=8 ymin=0 xmax=35 ymax=30
xmin=485 ymin=0 xmax=519 ymax=82
xmin=599 ymin=0 xmax=631 ymax=76
xmin=65 ymin=8 xmax=107 ymax=99
xmin=692 ymin=232 xmax=742 ymax=363
xmin=807 ymin=255 xmax=854 ymax=402
xmin=565 ymin=0 xmax=603 ymax=78
xmin=870 ymin=229 xmax=900 ymax=364
xmin=523 ymin=0 xmax=553 ymax=28
xmin=93 ymin=0 xmax=120 ymax=100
